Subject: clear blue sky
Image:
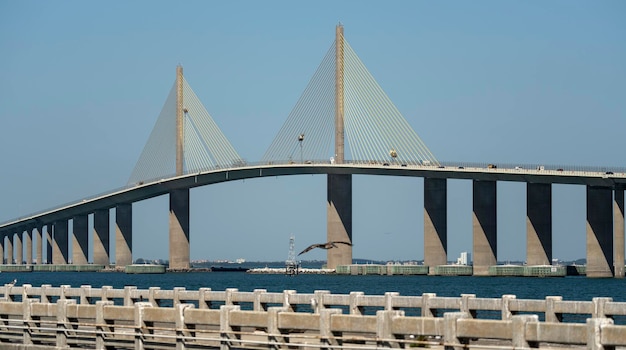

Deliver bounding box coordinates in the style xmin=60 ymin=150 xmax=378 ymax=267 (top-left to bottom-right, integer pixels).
xmin=1 ymin=1 xmax=624 ymax=263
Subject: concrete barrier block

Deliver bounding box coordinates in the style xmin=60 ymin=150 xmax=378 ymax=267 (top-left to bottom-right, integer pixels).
xmin=587 ymin=317 xmax=614 ymax=350
xmin=512 ymin=314 xmax=539 ymax=348
xmin=460 ymin=294 xmax=476 ymax=318
xmin=56 ymin=298 xmax=76 ymax=348
xmin=253 ymin=289 xmax=267 ymax=311
xmin=320 ymin=308 xmax=342 ymax=342
xmin=80 ymin=285 xmax=92 ymax=304
xmin=96 ymin=300 xmax=114 ymax=350
xmin=100 ymin=285 xmax=112 ymax=303
xmin=376 ymin=310 xmax=405 ymax=348
xmin=592 ymin=297 xmax=613 ymax=319
xmin=421 ymin=293 xmax=437 ymax=317
xmin=124 ymin=286 xmax=137 ymax=306
xmin=60 ymin=284 xmax=71 ymax=301
xmin=220 ymin=305 xmax=241 ymax=350
xmin=384 ymin=292 xmax=400 ymax=311
xmin=545 ymin=296 xmax=563 ymax=322
xmin=312 ymin=290 xmax=330 ymax=314
xmin=21 ymin=284 xmax=32 ymax=301
xmin=22 ymin=297 xmax=38 ymax=345
xmin=282 ymin=290 xmax=296 ymax=311
xmin=148 ymin=287 xmax=161 ymax=306
xmin=225 ymin=288 xmax=238 ymax=306
xmin=443 ymin=311 xmax=470 ymax=350
xmin=501 ymin=294 xmax=516 ymax=320
xmin=349 ymin=291 xmax=364 ymax=315
xmin=134 ymin=302 xmax=152 ymax=350
xmin=199 ymin=287 xmax=212 ymax=309
xmin=177 ymin=303 xmax=195 ymax=348
xmin=174 ymin=286 xmax=186 ymax=306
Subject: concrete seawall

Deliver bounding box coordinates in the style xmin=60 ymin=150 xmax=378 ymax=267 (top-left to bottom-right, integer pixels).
xmin=1 ymin=284 xmax=625 ymax=349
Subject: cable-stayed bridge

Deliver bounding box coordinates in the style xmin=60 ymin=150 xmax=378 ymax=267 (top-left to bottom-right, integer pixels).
xmin=1 ymin=25 xmax=625 ymax=277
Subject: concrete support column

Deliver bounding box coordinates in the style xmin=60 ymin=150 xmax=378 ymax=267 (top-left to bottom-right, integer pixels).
xmin=424 ymin=177 xmax=447 ymax=273
xmin=93 ymin=209 xmax=110 ymax=266
xmin=0 ymin=233 xmax=4 ymax=264
xmin=25 ymin=228 xmax=32 ymax=265
xmin=34 ymin=226 xmax=42 ymax=264
xmin=169 ymin=189 xmax=190 ymax=270
xmin=72 ymin=215 xmax=88 ymax=265
xmin=6 ymin=234 xmax=13 ymax=264
xmin=15 ymin=232 xmax=23 ymax=265
xmin=613 ymin=187 xmax=624 ymax=278
xmin=526 ymin=183 xmax=552 ymax=266
xmin=586 ymin=186 xmax=614 ymax=278
xmin=115 ymin=204 xmax=133 ymax=267
xmin=472 ymin=180 xmax=497 ymax=276
xmin=327 ymin=174 xmax=352 ymax=269
xmin=45 ymin=225 xmax=53 ymax=264
xmin=53 ymin=221 xmax=69 ymax=264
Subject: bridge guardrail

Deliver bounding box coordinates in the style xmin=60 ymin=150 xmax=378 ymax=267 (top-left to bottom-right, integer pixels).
xmin=1 ymin=285 xmax=625 ymax=349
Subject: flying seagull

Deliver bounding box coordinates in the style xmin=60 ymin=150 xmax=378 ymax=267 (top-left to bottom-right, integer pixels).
xmin=298 ymin=241 xmax=352 ymax=256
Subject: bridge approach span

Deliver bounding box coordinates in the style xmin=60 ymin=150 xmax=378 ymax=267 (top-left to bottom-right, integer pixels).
xmin=1 ymin=162 xmax=624 ymax=233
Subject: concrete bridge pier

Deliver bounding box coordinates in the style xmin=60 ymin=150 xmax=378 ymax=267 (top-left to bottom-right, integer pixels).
xmin=472 ymin=180 xmax=497 ymax=276
xmin=34 ymin=225 xmax=42 ymax=265
xmin=15 ymin=231 xmax=22 ymax=265
xmin=52 ymin=220 xmax=69 ymax=264
xmin=613 ymin=186 xmax=624 ymax=278
xmin=115 ymin=204 xmax=133 ymax=267
xmin=169 ymin=188 xmax=190 ymax=270
xmin=25 ymin=228 xmax=32 ymax=265
xmin=45 ymin=224 xmax=52 ymax=264
xmin=72 ymin=215 xmax=89 ymax=265
xmin=6 ymin=234 xmax=13 ymax=264
xmin=526 ymin=183 xmax=552 ymax=266
xmin=93 ymin=209 xmax=110 ymax=266
xmin=0 ymin=233 xmax=4 ymax=264
xmin=586 ymin=186 xmax=613 ymax=278
xmin=424 ymin=177 xmax=447 ymax=274
xmin=327 ymin=174 xmax=352 ymax=269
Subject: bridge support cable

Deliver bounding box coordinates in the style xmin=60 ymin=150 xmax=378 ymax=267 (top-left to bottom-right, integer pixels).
xmin=262 ymin=45 xmax=336 ymax=163
xmin=128 ymin=83 xmax=177 ymax=184
xmin=181 ymin=80 xmax=243 ymax=170
xmin=128 ymin=70 xmax=243 ymax=185
xmin=262 ymin=30 xmax=439 ymax=166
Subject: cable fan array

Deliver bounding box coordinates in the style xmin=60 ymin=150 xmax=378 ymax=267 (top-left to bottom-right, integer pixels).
xmin=128 ymin=77 xmax=243 ymax=185
xmin=262 ymin=33 xmax=438 ymax=166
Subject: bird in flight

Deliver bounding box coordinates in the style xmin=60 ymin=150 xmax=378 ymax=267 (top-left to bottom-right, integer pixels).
xmin=298 ymin=241 xmax=352 ymax=256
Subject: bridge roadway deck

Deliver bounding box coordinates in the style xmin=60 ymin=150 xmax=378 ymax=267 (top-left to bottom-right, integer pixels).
xmin=1 ymin=284 xmax=626 ymax=349
xmin=2 ymin=162 xmax=625 ymax=233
